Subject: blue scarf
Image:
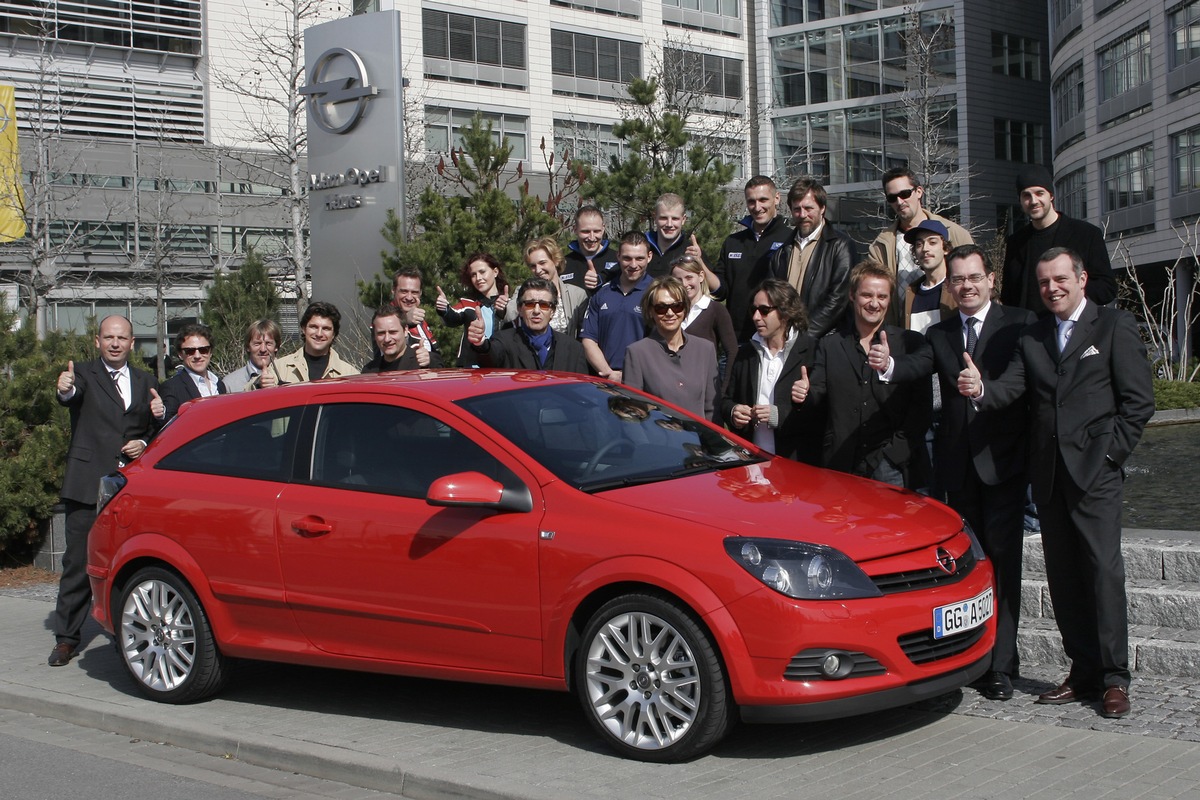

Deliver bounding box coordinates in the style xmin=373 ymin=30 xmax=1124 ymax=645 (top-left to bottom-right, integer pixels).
xmin=520 ymin=321 xmax=554 ymax=368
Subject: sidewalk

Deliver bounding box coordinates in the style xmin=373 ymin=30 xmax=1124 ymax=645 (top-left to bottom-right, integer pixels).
xmin=2 ymin=589 xmax=1198 ymax=800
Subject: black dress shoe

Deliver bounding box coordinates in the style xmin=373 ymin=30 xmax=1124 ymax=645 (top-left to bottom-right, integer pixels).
xmin=980 ymin=671 xmax=1013 ymax=701
xmin=47 ymin=643 xmax=76 ymax=667
xmin=1101 ymin=685 xmax=1131 ymax=719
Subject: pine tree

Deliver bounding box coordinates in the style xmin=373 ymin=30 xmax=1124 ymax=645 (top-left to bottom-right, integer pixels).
xmin=202 ymin=248 xmax=281 ymax=374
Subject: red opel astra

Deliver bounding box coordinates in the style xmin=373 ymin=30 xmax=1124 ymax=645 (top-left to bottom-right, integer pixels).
xmin=88 ymin=371 xmax=995 ymax=761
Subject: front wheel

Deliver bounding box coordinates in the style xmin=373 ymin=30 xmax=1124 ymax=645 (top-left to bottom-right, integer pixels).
xmin=576 ymin=593 xmax=734 ymax=762
xmin=115 ymin=567 xmax=228 ymax=703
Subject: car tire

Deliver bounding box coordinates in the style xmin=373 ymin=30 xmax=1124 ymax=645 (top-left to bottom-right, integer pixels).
xmin=115 ymin=566 xmax=228 ymax=703
xmin=577 ymin=593 xmax=734 ymax=762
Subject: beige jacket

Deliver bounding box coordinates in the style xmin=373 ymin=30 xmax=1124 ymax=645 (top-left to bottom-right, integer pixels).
xmin=274 ymin=346 xmax=359 ymax=384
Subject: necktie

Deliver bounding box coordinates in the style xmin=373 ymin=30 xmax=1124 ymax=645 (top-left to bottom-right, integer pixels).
xmin=110 ymin=370 xmax=128 ymax=409
xmin=1057 ymin=319 xmax=1074 ymax=354
xmin=965 ymin=317 xmax=978 ymax=357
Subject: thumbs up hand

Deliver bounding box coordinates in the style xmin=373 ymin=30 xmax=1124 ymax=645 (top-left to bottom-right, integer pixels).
xmin=57 ymin=360 xmax=76 ymax=394
xmin=957 ymin=353 xmax=983 ymax=398
xmin=791 ymin=365 xmax=810 ymax=404
xmin=584 ymin=260 xmax=599 ymax=290
xmin=149 ymin=387 xmax=165 ymax=420
xmin=435 ymin=285 xmax=449 ymax=312
xmin=867 ymin=330 xmax=890 ymax=372
xmin=413 ymin=339 xmax=431 ymax=367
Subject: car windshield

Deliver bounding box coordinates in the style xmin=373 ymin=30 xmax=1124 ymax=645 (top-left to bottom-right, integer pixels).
xmin=457 ymin=382 xmax=763 ymax=492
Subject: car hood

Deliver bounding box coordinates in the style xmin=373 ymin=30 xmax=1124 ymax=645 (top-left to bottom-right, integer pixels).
xmin=603 ymin=458 xmax=962 ymax=561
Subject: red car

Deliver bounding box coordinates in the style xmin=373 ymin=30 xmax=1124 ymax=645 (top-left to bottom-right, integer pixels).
xmin=88 ymin=371 xmax=995 ymax=762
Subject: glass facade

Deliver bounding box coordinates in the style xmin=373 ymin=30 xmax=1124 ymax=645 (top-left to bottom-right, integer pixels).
xmin=425 ymin=107 xmax=530 ymax=161
xmin=1098 ymin=26 xmax=1152 ymax=101
xmin=1169 ymin=0 xmax=1200 ymax=70
xmin=1101 ymin=144 xmax=1155 ymax=211
xmin=1172 ymin=125 xmax=1200 ymax=193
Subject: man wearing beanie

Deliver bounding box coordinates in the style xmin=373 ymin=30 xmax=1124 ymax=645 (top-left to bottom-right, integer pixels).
xmin=1002 ymin=164 xmax=1118 ymax=314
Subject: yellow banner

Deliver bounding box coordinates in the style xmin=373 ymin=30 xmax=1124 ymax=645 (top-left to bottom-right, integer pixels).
xmin=0 ymin=84 xmax=27 ymax=241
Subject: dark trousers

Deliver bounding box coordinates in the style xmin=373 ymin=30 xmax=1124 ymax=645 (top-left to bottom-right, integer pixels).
xmin=947 ymin=468 xmax=1026 ymax=676
xmin=1038 ymin=458 xmax=1130 ymax=690
xmin=52 ymin=499 xmax=97 ymax=647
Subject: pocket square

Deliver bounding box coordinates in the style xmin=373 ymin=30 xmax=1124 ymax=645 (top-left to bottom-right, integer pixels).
xmin=1080 ymin=345 xmax=1100 ymax=359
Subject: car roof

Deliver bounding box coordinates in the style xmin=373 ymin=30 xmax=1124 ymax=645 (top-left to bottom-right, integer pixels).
xmin=302 ymin=369 xmax=601 ymax=401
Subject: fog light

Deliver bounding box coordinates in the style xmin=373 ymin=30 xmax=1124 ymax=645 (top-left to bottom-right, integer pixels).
xmin=741 ymin=542 xmax=762 ymax=566
xmin=821 ymin=653 xmax=842 ymax=677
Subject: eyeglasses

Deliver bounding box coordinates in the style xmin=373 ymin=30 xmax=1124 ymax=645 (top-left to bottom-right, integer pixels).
xmin=751 ymin=305 xmax=778 ymax=316
xmin=653 ymin=301 xmax=687 ymax=316
xmin=948 ymin=273 xmax=988 ymax=287
xmin=520 ymin=300 xmax=554 ymax=311
xmin=885 ymin=187 xmax=917 ymax=204
xmin=181 ymin=346 xmax=211 ymax=356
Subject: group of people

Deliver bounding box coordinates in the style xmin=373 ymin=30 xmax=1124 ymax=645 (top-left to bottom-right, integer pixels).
xmin=49 ymin=165 xmax=1153 ymax=726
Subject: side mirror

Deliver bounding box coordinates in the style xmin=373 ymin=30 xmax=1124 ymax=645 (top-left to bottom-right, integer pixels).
xmin=426 ymin=471 xmax=533 ymax=513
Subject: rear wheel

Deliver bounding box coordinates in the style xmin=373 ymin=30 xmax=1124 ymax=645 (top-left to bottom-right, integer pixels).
xmin=576 ymin=593 xmax=733 ymax=762
xmin=116 ymin=567 xmax=228 ymax=703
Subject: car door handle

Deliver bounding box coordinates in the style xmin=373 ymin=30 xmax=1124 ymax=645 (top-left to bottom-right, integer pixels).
xmin=291 ymin=516 xmax=333 ymax=537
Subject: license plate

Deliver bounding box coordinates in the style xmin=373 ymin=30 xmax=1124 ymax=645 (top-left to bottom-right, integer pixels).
xmin=933 ymin=588 xmax=994 ymax=639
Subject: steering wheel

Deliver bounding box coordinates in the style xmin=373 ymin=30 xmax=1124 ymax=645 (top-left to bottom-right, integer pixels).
xmin=580 ymin=439 xmax=635 ymax=480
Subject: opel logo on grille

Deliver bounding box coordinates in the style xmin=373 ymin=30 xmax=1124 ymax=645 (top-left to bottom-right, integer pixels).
xmin=935 ymin=547 xmax=957 ymax=575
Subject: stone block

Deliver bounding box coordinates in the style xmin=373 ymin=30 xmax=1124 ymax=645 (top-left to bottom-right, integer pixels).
xmin=1133 ymin=639 xmax=1200 ymax=679
xmin=33 ymin=506 xmax=66 ymax=573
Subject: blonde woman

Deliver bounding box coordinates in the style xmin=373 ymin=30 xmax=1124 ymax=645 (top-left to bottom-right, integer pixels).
xmin=671 ymin=254 xmax=737 ymax=392
xmin=506 ymin=237 xmax=588 ymax=338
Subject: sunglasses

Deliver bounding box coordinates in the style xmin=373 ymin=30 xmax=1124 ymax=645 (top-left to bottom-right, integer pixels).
xmin=751 ymin=305 xmax=778 ymax=316
xmin=181 ymin=346 xmax=211 ymax=356
xmin=520 ymin=300 xmax=554 ymax=311
xmin=885 ymin=187 xmax=917 ymax=204
xmin=653 ymin=301 xmax=687 ymax=316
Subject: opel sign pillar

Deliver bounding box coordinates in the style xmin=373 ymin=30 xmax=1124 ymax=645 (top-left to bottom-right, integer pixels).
xmin=302 ymin=12 xmax=405 ymax=333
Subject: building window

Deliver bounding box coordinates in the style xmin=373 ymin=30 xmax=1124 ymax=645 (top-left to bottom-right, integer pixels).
xmin=663 ymin=0 xmax=739 ymax=17
xmin=550 ymin=0 xmax=640 ymax=19
xmin=550 ymin=30 xmax=641 ymax=99
xmin=663 ymin=48 xmax=743 ymax=99
xmin=1052 ymin=62 xmax=1085 ymax=129
xmin=425 ymin=108 xmax=529 ymax=162
xmin=1058 ymin=167 xmax=1088 ymax=219
xmin=1051 ymin=0 xmax=1082 ymax=33
xmin=1098 ymin=26 xmax=1151 ymax=102
xmin=0 ymin=0 xmax=203 ymax=56
xmin=991 ymin=32 xmax=1041 ymax=80
xmin=1101 ymin=145 xmax=1154 ymax=212
xmin=663 ymin=0 xmax=740 ymax=37
xmin=1169 ymin=0 xmax=1200 ymax=69
xmin=553 ymin=120 xmax=628 ymax=168
xmin=994 ymin=119 xmax=1045 ymax=163
xmin=1173 ymin=125 xmax=1200 ymax=193
xmin=422 ymin=9 xmax=527 ymax=89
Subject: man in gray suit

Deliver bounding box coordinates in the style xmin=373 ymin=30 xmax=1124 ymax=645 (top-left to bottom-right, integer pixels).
xmin=927 ymin=245 xmax=1035 ymax=701
xmin=50 ymin=315 xmax=165 ymax=666
xmin=959 ymin=247 xmax=1154 ymax=718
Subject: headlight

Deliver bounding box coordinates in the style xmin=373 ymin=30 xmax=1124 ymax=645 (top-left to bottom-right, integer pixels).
xmin=961 ymin=518 xmax=986 ymax=561
xmin=725 ymin=538 xmax=882 ymax=600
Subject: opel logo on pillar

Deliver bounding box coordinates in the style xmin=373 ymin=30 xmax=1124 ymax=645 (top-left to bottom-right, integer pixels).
xmin=300 ymin=47 xmax=379 ymax=135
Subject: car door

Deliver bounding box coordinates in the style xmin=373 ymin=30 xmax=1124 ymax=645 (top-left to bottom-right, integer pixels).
xmin=275 ymin=397 xmax=544 ymax=675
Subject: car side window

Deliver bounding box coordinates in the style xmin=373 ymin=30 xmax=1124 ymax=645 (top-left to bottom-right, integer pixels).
xmin=309 ymin=402 xmax=518 ymax=497
xmin=157 ymin=407 xmax=299 ymax=482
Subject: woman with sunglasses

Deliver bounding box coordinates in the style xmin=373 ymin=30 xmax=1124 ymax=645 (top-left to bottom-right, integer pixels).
xmin=159 ymin=322 xmax=227 ymax=421
xmin=670 ymin=254 xmax=737 ymax=393
xmin=622 ymin=276 xmax=719 ymax=421
xmin=721 ymin=279 xmax=821 ymax=465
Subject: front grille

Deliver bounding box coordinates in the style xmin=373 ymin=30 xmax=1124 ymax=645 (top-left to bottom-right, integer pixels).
xmin=897 ymin=625 xmax=986 ymax=665
xmin=871 ymin=546 xmax=976 ymax=595
xmin=784 ymin=649 xmax=886 ymax=681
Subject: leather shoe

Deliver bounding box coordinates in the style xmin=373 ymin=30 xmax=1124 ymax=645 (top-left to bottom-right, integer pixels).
xmin=1036 ymin=680 xmax=1096 ymax=705
xmin=1101 ymin=685 xmax=1131 ymax=719
xmin=47 ymin=643 xmax=76 ymax=667
xmin=979 ymin=671 xmax=1013 ymax=701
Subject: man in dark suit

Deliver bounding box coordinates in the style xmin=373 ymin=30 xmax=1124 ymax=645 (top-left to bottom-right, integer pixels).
xmin=768 ymin=177 xmax=859 ymax=337
xmin=927 ymin=245 xmax=1036 ymax=700
xmin=160 ymin=323 xmax=227 ymax=421
xmin=469 ymin=278 xmax=589 ymax=374
xmin=793 ymin=261 xmax=931 ymax=487
xmin=960 ymin=247 xmax=1154 ymax=718
xmin=51 ymin=315 xmax=165 ymax=666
